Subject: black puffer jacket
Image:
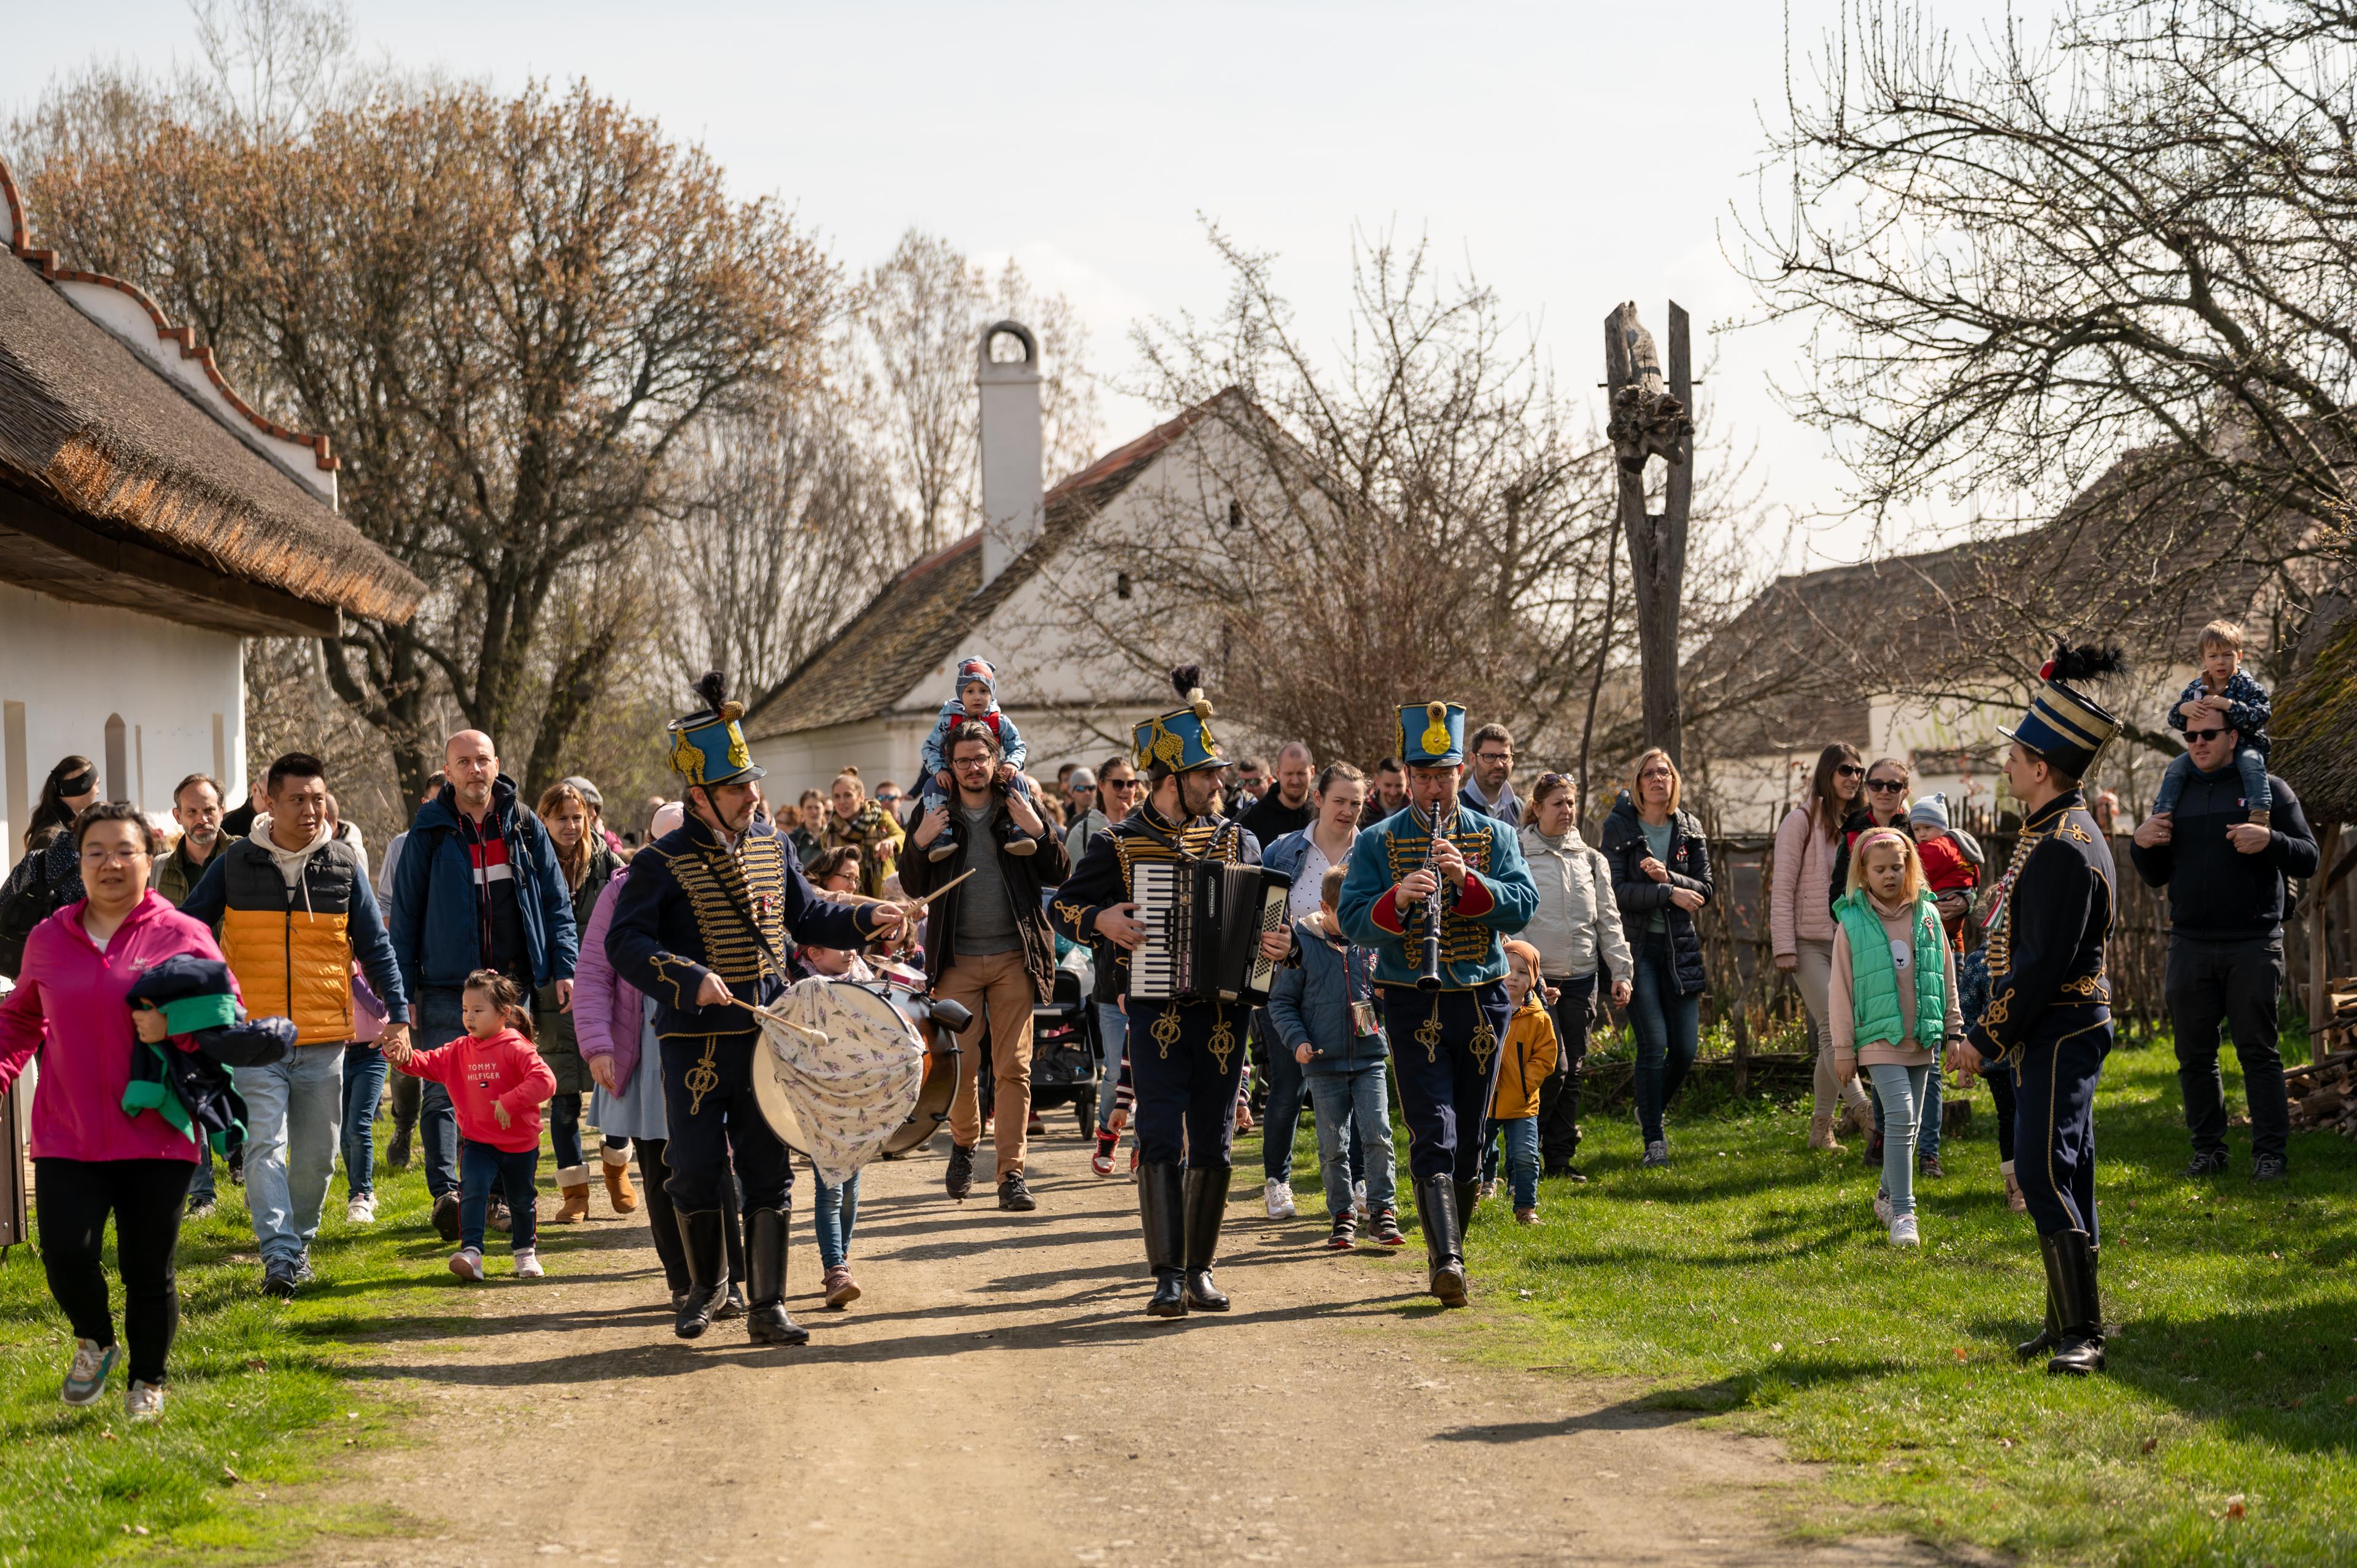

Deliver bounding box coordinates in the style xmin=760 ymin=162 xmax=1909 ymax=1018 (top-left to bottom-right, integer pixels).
xmin=1599 ymin=795 xmax=1713 ymax=997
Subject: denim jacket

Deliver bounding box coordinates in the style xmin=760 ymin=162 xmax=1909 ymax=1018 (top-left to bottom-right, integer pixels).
xmin=1266 ymin=915 xmax=1387 ymax=1073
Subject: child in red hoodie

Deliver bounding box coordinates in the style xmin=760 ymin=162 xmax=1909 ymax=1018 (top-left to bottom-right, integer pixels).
xmin=388 ymin=970 xmax=557 ymax=1281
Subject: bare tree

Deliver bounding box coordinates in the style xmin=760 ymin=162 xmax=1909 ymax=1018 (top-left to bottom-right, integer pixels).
xmin=188 ymin=0 xmax=360 ymax=139
xmin=850 ymin=229 xmax=1099 ymax=558
xmin=1739 ymin=0 xmax=2352 ymax=671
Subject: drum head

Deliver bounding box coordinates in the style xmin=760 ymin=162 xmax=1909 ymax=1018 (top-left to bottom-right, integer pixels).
xmin=750 ymin=979 xmax=922 ymax=1158
xmin=881 ymin=1024 xmax=959 ymax=1156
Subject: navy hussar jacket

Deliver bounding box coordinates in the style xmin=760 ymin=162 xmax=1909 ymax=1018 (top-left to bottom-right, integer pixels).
xmin=1967 ymin=790 xmax=2115 ymax=1065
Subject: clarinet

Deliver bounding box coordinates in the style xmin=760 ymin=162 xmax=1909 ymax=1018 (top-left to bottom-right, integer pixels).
xmin=1416 ymin=801 xmax=1450 ymax=992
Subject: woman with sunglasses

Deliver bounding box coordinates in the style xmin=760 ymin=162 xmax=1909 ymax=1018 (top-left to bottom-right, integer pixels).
xmin=1772 ymin=744 xmax=1877 ymax=1151
xmin=1600 ymin=749 xmax=1714 ymax=1168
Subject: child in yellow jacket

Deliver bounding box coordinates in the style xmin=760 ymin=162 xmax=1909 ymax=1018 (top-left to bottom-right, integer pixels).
xmin=1492 ymin=940 xmax=1560 ymax=1223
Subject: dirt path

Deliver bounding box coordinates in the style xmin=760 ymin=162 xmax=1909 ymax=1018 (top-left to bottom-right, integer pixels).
xmin=298 ymin=1137 xmax=1935 ymax=1568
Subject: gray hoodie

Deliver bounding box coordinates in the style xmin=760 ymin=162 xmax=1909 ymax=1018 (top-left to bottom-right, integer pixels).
xmin=1516 ymin=821 xmax=1632 ymax=981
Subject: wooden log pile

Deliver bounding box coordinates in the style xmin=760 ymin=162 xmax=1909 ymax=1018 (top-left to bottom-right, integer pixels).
xmin=2287 ymin=1049 xmax=2357 ymax=1139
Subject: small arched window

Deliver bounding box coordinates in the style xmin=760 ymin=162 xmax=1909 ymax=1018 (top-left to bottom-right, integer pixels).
xmin=1115 ymin=571 xmax=1132 ymax=600
xmin=103 ymin=713 xmax=128 ymax=804
xmin=1226 ymin=500 xmax=1244 ymax=530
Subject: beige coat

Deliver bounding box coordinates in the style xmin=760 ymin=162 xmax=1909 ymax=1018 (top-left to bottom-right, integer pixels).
xmin=1771 ymin=806 xmax=1841 ymax=954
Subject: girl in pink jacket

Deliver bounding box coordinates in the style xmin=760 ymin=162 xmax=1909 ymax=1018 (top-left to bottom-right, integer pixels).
xmin=389 ymin=970 xmax=556 ymax=1281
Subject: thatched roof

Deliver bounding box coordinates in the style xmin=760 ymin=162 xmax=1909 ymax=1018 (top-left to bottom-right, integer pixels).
xmin=743 ymin=396 xmax=1221 ymax=741
xmin=2274 ymin=612 xmax=2357 ymax=824
xmin=0 ymin=158 xmax=420 ymax=637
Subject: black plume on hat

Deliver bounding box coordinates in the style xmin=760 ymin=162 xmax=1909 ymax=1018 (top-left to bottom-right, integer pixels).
xmin=2048 ymin=639 xmax=2128 ymax=685
xmin=1169 ymin=664 xmax=1201 ymax=700
xmin=692 ymin=670 xmax=729 ymax=714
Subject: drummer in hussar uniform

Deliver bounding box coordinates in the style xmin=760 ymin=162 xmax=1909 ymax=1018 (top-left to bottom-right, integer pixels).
xmin=1337 ymin=702 xmax=1536 ymax=1307
xmin=607 ymin=674 xmax=905 ymax=1345
xmin=1053 ymin=666 xmax=1293 ymax=1319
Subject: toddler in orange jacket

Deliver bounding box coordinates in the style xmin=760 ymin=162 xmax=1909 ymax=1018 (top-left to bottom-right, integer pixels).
xmin=1490 ymin=941 xmax=1560 ymax=1224
xmin=389 ymin=970 xmax=557 ymax=1281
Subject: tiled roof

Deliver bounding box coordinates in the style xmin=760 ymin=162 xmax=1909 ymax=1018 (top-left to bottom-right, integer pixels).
xmin=742 ymin=395 xmax=1224 ymax=741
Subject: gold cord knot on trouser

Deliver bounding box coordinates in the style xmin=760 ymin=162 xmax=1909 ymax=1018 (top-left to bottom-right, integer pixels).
xmin=1471 ymin=1020 xmax=1498 ymax=1076
xmin=1207 ymin=1006 xmax=1236 ymax=1075
xmin=683 ymin=1038 xmax=721 ymax=1115
xmin=1151 ymin=1006 xmax=1183 ymax=1058
xmin=1416 ymin=997 xmax=1445 ymax=1064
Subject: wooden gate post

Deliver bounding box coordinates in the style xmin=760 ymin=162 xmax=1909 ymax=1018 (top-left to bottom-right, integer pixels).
xmin=1604 ymin=302 xmax=1696 ymax=765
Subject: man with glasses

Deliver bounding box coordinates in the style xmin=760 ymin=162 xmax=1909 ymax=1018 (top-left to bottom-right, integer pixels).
xmin=182 ymin=753 xmax=410 ymax=1296
xmin=1460 ymin=724 xmax=1522 ymax=827
xmin=2131 ymin=709 xmax=2318 ymax=1183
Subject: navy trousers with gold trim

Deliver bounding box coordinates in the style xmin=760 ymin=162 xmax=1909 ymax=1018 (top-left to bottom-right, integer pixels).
xmin=660 ymin=1032 xmax=792 ymax=1213
xmin=2010 ymin=1023 xmax=2110 ymax=1242
xmin=1379 ymin=983 xmax=1511 ymax=1183
xmin=1128 ymin=997 xmax=1246 ymax=1170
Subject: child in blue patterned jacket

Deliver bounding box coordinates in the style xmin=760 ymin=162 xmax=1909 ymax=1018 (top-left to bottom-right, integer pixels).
xmin=2153 ymin=619 xmax=2272 ymax=827
xmin=919 ymin=655 xmax=1035 ymax=862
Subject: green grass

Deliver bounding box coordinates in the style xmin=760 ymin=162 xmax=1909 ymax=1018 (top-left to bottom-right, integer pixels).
xmin=1267 ymin=1038 xmax=2357 ymax=1567
xmin=0 ymin=1129 xmax=493 ymax=1567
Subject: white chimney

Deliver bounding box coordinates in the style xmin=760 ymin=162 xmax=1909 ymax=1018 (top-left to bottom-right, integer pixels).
xmin=977 ymin=319 xmax=1043 ymax=588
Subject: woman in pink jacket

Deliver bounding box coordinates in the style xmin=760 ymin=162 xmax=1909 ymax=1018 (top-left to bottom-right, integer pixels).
xmin=0 ymin=803 xmax=233 ymax=1421
xmin=1771 ymin=744 xmax=1875 ymax=1151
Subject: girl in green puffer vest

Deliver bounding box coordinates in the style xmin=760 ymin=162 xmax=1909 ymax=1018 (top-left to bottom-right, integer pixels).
xmin=1829 ymin=827 xmax=1963 ymax=1248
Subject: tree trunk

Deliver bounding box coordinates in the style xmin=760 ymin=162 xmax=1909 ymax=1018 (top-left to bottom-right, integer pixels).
xmin=1603 ymin=301 xmax=1694 ymax=765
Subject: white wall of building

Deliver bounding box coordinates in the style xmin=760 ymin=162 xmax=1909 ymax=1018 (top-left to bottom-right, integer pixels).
xmin=0 ymin=581 xmax=244 ymax=854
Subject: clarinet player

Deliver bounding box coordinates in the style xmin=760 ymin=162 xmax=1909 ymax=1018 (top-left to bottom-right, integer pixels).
xmin=1051 ymin=667 xmax=1293 ymax=1320
xmin=1338 ymin=703 xmax=1538 ymax=1307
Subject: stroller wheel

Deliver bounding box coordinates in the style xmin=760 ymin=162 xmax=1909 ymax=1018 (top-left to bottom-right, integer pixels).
xmin=1075 ymin=1099 xmax=1094 ymax=1138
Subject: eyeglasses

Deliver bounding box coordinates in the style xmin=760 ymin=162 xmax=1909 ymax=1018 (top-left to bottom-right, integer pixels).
xmin=80 ymin=846 xmax=149 ymax=867
xmin=1476 ymin=750 xmax=1512 ymax=762
xmin=1835 ymin=763 xmax=1865 ymax=778
xmin=1865 ymin=779 xmax=1907 ymax=793
xmin=2183 ymin=727 xmax=2228 ymax=744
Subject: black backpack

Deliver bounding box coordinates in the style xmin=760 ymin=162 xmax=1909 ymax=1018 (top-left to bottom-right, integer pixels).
xmin=0 ymin=838 xmax=71 ymax=982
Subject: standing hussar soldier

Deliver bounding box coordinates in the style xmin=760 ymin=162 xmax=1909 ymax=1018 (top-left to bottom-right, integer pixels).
xmin=1052 ymin=667 xmax=1293 ymax=1319
xmin=1337 ymin=702 xmax=1537 ymax=1306
xmin=606 ymin=674 xmax=905 ymax=1345
xmin=1949 ymin=644 xmax=2123 ymax=1377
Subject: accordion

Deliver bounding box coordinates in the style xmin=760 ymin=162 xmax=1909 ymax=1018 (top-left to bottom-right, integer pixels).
xmin=1129 ymin=859 xmax=1293 ymax=1006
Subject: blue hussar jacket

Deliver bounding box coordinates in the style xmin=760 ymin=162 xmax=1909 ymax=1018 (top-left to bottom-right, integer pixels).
xmin=1967 ymin=790 xmax=2116 ymax=1065
xmin=387 ymin=775 xmax=577 ymax=997
xmin=1337 ymin=803 xmax=1538 ymax=990
xmin=605 ymin=814 xmax=878 ymax=1039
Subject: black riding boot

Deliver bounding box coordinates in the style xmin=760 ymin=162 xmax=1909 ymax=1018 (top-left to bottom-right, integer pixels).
xmin=746 ymin=1207 xmax=809 ymax=1346
xmin=1182 ymin=1166 xmax=1233 ymax=1312
xmin=675 ymin=1209 xmax=729 ymax=1340
xmin=2016 ymin=1234 xmax=2070 ymax=1362
xmin=2045 ymin=1229 xmax=2105 ymax=1375
xmin=1139 ymin=1161 xmax=1187 ymax=1318
xmin=1415 ymin=1175 xmax=1468 ymax=1307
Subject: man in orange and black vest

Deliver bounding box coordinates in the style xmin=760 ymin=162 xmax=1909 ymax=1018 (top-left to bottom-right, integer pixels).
xmin=182 ymin=752 xmax=409 ymax=1299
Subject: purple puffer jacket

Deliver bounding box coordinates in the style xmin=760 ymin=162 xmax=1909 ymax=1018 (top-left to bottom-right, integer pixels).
xmin=573 ymin=870 xmax=647 ymax=1092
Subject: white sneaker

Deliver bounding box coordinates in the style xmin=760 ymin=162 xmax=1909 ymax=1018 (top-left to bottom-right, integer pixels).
xmin=1353 ymin=1179 xmax=1368 ymax=1216
xmin=346 ymin=1192 xmax=376 ymax=1225
xmin=1873 ymin=1189 xmax=1894 ymax=1227
xmin=1887 ymin=1213 xmax=1921 ymax=1248
xmin=1264 ymin=1179 xmax=1296 ymax=1219
xmin=513 ymin=1248 xmax=544 ymax=1280
xmin=62 ymin=1338 xmax=118 ymax=1407
xmin=125 ymin=1380 xmax=165 ymax=1422
xmin=447 ymin=1246 xmax=486 ymax=1282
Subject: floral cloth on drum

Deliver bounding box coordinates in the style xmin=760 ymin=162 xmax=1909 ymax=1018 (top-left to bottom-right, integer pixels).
xmin=755 ymin=977 xmax=926 ymax=1189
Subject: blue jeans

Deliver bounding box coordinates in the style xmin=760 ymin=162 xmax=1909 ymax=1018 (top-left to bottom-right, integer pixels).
xmin=415 ymin=987 xmax=466 ymax=1198
xmin=1093 ymin=1002 xmax=1129 ymax=1131
xmin=1498 ymin=1116 xmax=1540 ymax=1210
xmin=1871 ymin=1056 xmax=1943 ymax=1159
xmin=1867 ymin=1062 xmax=1930 ymax=1218
xmin=811 ymin=1167 xmax=861 ymax=1270
xmin=187 ymin=1146 xmax=217 ymax=1207
xmin=1628 ymin=930 xmax=1701 ymax=1145
xmin=2153 ymin=743 xmax=2270 ymax=816
xmin=340 ymin=1044 xmax=387 ymax=1199
xmin=1259 ymin=1010 xmax=1309 ymax=1183
xmin=459 ymin=1139 xmax=540 ymax=1253
xmin=231 ymin=1045 xmax=346 ymax=1266
xmin=1304 ymin=1064 xmax=1396 ymax=1216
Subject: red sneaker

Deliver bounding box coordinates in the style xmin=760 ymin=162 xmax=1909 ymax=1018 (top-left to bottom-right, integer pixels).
xmin=1370 ymin=1208 xmax=1406 ymax=1248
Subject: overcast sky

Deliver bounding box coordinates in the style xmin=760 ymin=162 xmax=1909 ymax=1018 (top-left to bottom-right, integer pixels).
xmin=3 ymin=0 xmax=2059 ymax=573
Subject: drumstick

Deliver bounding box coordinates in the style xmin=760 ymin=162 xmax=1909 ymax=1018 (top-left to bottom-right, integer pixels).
xmin=907 ymin=867 xmax=976 ymax=908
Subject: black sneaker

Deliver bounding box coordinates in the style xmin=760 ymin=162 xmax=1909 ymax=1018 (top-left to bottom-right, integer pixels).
xmin=2252 ymin=1153 xmax=2289 ymax=1183
xmin=1918 ymin=1153 xmax=1946 ymax=1180
xmin=1864 ymin=1135 xmax=1884 ymax=1167
xmin=2185 ymin=1148 xmax=2231 ymax=1178
xmin=385 ymin=1126 xmax=412 ymax=1172
xmin=945 ymin=1143 xmax=975 ymax=1200
xmin=927 ymin=818 xmax=961 ymax=863
xmin=998 ymin=1172 xmax=1037 ymax=1211
xmin=261 ymin=1259 xmax=299 ymax=1299
xmin=433 ymin=1191 xmax=463 ymax=1241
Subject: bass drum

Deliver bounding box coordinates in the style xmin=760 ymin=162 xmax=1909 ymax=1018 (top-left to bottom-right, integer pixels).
xmin=881 ymin=1019 xmax=959 ymax=1157
xmin=747 ymin=979 xmax=954 ymax=1160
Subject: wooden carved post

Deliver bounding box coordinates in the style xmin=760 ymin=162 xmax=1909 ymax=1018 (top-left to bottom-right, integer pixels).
xmin=1604 ymin=301 xmax=1696 ymax=765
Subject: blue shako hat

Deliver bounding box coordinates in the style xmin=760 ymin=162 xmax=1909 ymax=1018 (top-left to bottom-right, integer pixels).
xmin=668 ymin=671 xmax=766 ymax=789
xmin=1999 ymin=641 xmax=2126 ymax=781
xmin=1396 ymin=701 xmax=1467 ymax=768
xmin=1133 ymin=665 xmax=1226 ymax=776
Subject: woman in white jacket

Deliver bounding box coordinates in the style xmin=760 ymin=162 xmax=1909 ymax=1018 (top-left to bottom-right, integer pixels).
xmin=1772 ymin=743 xmax=1875 ymax=1149
xmin=1515 ymin=774 xmax=1633 ymax=1180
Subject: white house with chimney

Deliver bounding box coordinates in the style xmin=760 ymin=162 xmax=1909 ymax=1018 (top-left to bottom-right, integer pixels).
xmin=741 ymin=322 xmax=1280 ymax=799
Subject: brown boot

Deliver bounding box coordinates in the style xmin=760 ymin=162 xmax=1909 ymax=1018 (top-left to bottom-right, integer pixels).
xmin=1809 ymin=1113 xmax=1843 ymax=1153
xmin=554 ymin=1167 xmax=592 ymax=1224
xmin=602 ymin=1147 xmax=639 ymax=1213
